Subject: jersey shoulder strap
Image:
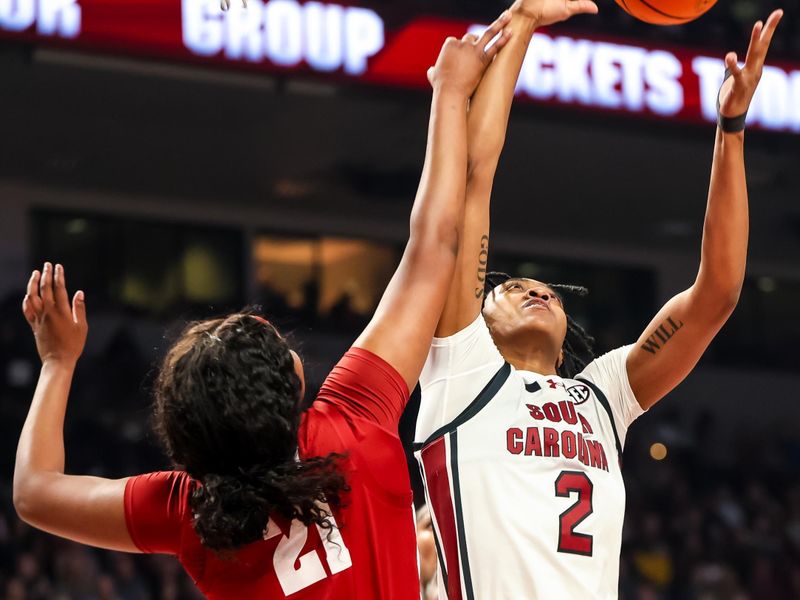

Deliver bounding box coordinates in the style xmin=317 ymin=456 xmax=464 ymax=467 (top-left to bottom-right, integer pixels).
xmin=575 ymin=376 xmax=622 ymax=458
xmin=414 ymin=362 xmax=512 ymax=450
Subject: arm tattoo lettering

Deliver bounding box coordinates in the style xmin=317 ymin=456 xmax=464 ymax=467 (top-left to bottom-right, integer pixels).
xmin=474 ymin=234 xmax=489 ymax=299
xmin=640 ymin=316 xmax=684 ymax=355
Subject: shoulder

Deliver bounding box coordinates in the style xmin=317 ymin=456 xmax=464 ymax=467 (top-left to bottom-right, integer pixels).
xmin=576 ymin=344 xmax=645 ymax=434
xmin=577 ymin=345 xmax=634 ymax=385
xmin=124 ymin=471 xmax=196 ymax=554
xmin=421 ymin=314 xmax=504 ymax=388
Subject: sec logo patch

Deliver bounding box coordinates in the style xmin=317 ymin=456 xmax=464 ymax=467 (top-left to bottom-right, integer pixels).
xmin=567 ymin=384 xmax=591 ymax=405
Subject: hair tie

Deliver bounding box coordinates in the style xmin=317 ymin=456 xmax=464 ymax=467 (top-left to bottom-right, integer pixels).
xmin=250 ymin=315 xmax=272 ymax=328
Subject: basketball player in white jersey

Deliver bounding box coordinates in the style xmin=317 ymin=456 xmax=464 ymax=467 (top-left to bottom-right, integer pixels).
xmin=414 ymin=1 xmax=784 ymax=597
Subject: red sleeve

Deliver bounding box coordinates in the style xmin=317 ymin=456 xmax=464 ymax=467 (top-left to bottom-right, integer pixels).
xmin=124 ymin=471 xmax=193 ymax=554
xmin=315 ymin=347 xmax=411 ymax=429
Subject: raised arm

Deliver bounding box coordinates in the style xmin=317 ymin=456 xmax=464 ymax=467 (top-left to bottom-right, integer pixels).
xmin=14 ymin=263 xmax=137 ymax=552
xmin=354 ymin=15 xmax=512 ymax=390
xmin=626 ymin=10 xmax=783 ymax=410
xmin=435 ymin=0 xmax=598 ymax=337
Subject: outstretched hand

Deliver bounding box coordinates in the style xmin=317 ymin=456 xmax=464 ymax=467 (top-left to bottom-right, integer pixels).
xmin=516 ymin=0 xmax=598 ymax=28
xmin=426 ymin=10 xmax=514 ymax=97
xmin=22 ymin=263 xmax=88 ymax=366
xmin=719 ymin=9 xmax=783 ymax=119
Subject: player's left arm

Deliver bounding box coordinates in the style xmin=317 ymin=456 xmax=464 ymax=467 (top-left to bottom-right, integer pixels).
xmin=626 ymin=10 xmax=783 ymax=411
xmin=13 ymin=263 xmax=138 ymax=553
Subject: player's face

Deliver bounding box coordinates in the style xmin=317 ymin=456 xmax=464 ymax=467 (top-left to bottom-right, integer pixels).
xmin=482 ymin=278 xmax=568 ymax=351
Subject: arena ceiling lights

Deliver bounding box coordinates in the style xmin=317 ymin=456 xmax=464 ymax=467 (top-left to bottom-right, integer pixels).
xmin=1 ymin=0 xmax=798 ymax=133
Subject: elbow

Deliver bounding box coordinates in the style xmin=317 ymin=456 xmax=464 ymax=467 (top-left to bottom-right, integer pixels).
xmin=692 ymin=283 xmax=741 ymax=320
xmin=409 ymin=210 xmax=460 ymax=256
xmin=13 ymin=472 xmax=45 ymax=525
xmin=721 ymin=288 xmax=741 ymax=313
xmin=467 ymin=153 xmax=500 ymax=184
xmin=710 ymin=279 xmax=743 ymax=314
xmin=13 ymin=477 xmax=34 ymax=524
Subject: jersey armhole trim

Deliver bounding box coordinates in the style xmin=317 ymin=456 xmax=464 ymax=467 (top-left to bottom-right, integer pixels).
xmin=414 ymin=362 xmax=511 ymax=451
xmin=123 ymin=476 xmax=148 ymax=554
xmin=576 ymin=376 xmax=623 ymax=458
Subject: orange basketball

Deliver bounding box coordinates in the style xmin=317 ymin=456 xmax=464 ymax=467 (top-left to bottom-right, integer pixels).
xmin=614 ymin=0 xmax=717 ymax=25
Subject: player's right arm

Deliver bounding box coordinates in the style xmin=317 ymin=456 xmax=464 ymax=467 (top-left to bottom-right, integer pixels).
xmin=626 ymin=11 xmax=783 ymax=410
xmin=353 ymin=15 xmax=513 ymax=393
xmin=14 ymin=264 xmax=139 ymax=552
xmin=434 ymin=0 xmax=598 ymax=338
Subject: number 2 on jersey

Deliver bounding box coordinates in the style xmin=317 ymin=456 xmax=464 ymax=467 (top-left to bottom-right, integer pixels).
xmin=264 ymin=503 xmax=352 ymax=595
xmin=555 ymin=471 xmax=594 ymax=556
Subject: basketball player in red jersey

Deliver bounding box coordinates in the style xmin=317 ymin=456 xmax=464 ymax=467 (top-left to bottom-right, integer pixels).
xmin=414 ymin=2 xmax=784 ymax=598
xmin=12 ymin=14 xmax=513 ymax=600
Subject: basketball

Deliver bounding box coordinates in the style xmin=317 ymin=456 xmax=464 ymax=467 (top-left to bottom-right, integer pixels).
xmin=614 ymin=0 xmax=717 ymax=25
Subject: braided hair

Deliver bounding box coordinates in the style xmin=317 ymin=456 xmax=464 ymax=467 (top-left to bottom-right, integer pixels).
xmin=152 ymin=310 xmax=349 ymax=552
xmin=483 ymin=272 xmax=595 ymax=378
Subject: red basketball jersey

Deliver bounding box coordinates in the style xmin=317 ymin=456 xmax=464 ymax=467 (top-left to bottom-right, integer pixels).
xmin=124 ymin=348 xmax=420 ymax=599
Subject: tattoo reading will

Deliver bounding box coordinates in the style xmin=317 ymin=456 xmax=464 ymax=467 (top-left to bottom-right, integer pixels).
xmin=641 ymin=317 xmax=684 ymax=354
xmin=474 ymin=234 xmax=489 ymax=299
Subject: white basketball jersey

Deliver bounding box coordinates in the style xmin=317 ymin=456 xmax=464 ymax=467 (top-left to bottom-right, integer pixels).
xmin=414 ymin=315 xmax=645 ymax=600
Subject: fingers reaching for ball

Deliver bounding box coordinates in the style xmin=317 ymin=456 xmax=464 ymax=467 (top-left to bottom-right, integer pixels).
xmin=718 ymin=9 xmax=784 ymax=122
xmin=729 ymin=10 xmax=783 ymax=87
xmin=744 ymin=10 xmax=783 ymax=72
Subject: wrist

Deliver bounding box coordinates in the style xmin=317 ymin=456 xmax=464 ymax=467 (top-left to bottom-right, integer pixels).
xmin=433 ymin=83 xmax=470 ymax=102
xmin=41 ymin=357 xmax=78 ymax=372
xmin=718 ymin=128 xmax=745 ymax=142
xmin=511 ymin=0 xmax=542 ymax=28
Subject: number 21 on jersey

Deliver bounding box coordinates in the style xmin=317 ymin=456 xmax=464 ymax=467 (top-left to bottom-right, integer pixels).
xmin=264 ymin=502 xmax=353 ymax=595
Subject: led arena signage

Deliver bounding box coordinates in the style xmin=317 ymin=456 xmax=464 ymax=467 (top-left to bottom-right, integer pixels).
xmin=1 ymin=0 xmax=799 ymax=133
xmin=182 ymin=0 xmax=384 ymax=75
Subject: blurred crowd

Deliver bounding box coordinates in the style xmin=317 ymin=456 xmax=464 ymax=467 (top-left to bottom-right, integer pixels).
xmin=618 ymin=431 xmax=800 ymax=599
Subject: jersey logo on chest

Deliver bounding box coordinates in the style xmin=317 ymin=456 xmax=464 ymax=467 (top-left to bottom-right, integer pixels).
xmin=509 ymin=379 xmax=614 ymax=473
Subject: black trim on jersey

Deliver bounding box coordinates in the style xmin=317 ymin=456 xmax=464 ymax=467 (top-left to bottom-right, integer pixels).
xmin=432 ymin=531 xmax=448 ymax=593
xmin=450 ymin=431 xmax=476 ymax=600
xmin=414 ymin=362 xmax=512 ymax=450
xmin=575 ymin=377 xmax=622 ymax=459
xmin=525 ymin=381 xmax=542 ymax=393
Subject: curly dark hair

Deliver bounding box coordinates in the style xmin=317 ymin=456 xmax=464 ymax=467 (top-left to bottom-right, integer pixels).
xmin=483 ymin=272 xmax=595 ymax=378
xmin=153 ymin=312 xmax=349 ymax=552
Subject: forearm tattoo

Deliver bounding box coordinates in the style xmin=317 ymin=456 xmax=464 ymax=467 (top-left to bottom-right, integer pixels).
xmin=640 ymin=316 xmax=684 ymax=354
xmin=474 ymin=234 xmax=489 ymax=299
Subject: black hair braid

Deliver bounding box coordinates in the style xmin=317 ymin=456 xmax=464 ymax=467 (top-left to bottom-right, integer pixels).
xmin=559 ymin=319 xmax=595 ymax=378
xmin=549 ymin=283 xmax=589 ymax=298
xmin=153 ymin=313 xmax=349 ymax=552
xmin=483 ymin=271 xmax=595 ymax=378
